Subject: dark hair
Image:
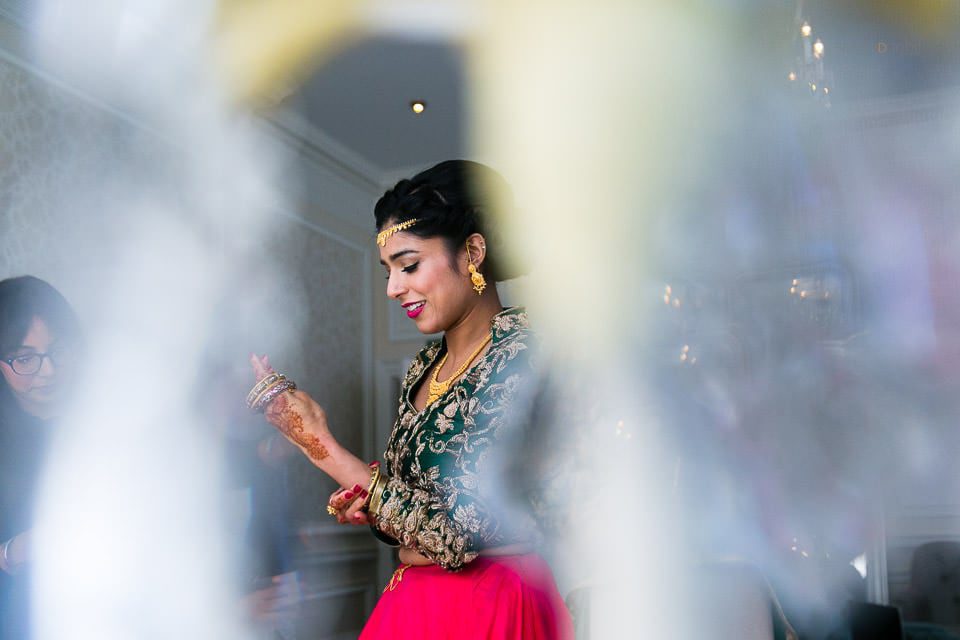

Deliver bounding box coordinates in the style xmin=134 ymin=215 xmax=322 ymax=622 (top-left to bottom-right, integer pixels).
xmin=374 ymin=160 xmax=524 ymax=282
xmin=0 ymin=276 xmax=82 ymax=357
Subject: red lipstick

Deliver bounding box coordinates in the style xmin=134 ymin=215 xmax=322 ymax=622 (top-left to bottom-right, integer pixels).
xmin=404 ymin=302 xmax=425 ymax=318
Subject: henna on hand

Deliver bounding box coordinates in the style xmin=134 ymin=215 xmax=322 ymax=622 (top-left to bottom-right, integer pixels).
xmin=265 ymin=394 xmax=330 ymax=462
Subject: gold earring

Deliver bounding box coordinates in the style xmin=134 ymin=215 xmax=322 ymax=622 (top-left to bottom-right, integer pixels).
xmin=466 ymin=241 xmax=487 ymax=295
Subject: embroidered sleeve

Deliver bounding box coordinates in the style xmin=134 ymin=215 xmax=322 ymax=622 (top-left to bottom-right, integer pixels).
xmin=373 ymin=332 xmax=537 ymax=571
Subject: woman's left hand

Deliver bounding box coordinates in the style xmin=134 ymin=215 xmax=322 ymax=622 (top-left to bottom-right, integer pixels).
xmin=250 ymin=354 xmax=333 ymax=465
xmin=327 ymin=485 xmax=372 ymax=526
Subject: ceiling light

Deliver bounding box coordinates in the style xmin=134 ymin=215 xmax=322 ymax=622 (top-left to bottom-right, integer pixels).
xmin=410 ymin=101 xmax=426 ymax=114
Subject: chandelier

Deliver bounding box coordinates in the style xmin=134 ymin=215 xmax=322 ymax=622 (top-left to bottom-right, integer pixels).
xmin=788 ymin=3 xmax=833 ymax=106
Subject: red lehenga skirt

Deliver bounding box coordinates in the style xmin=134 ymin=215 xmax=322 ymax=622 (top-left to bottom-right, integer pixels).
xmin=359 ymin=554 xmax=573 ymax=639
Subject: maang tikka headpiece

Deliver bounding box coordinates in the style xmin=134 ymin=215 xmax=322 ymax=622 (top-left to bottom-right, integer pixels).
xmin=376 ymin=219 xmax=420 ymax=247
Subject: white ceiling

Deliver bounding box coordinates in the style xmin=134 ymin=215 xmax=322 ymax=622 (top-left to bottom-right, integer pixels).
xmin=289 ymin=35 xmax=466 ymax=178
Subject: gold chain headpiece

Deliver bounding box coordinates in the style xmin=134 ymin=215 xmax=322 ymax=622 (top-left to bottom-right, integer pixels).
xmin=376 ymin=219 xmax=420 ymax=246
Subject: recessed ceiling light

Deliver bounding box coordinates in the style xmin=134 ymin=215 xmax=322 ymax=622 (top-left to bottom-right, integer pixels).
xmin=410 ymin=101 xmax=426 ymax=114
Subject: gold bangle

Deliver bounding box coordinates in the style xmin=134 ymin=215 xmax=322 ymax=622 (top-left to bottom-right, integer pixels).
xmin=365 ymin=466 xmax=381 ymax=498
xmin=251 ymin=379 xmax=283 ymax=407
xmin=250 ymin=377 xmax=289 ymax=410
xmin=247 ymin=373 xmax=280 ymax=402
xmin=251 ymin=378 xmax=296 ymax=413
xmin=368 ymin=473 xmax=389 ymax=518
xmin=356 ymin=466 xmax=380 ymax=512
xmin=246 ymin=373 xmax=283 ymax=407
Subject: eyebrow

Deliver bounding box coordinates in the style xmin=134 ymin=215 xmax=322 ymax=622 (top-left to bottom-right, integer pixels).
xmin=379 ymin=249 xmax=419 ymax=266
xmin=12 ymin=346 xmax=38 ymax=354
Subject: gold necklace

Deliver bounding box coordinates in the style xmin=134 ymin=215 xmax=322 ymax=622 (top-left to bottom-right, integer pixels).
xmin=427 ymin=333 xmax=493 ymax=405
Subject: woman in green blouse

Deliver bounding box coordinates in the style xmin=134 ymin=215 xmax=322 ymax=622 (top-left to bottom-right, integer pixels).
xmin=250 ymin=160 xmax=571 ymax=638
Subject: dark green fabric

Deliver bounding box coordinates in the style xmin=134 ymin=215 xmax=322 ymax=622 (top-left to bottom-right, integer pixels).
xmin=371 ymin=307 xmax=539 ymax=570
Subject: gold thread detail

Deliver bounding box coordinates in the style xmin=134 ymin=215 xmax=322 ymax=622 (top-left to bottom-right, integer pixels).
xmin=384 ymin=564 xmax=411 ymax=592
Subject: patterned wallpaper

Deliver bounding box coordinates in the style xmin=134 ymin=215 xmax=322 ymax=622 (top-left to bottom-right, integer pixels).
xmin=0 ymin=19 xmax=389 ymax=634
xmin=0 ymin=52 xmax=371 ymax=525
xmin=0 ymin=57 xmax=90 ymax=281
xmin=0 ymin=55 xmax=159 ymax=308
xmin=246 ymin=222 xmax=368 ymax=523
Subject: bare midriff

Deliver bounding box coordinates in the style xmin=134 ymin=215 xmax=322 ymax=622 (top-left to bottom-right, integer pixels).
xmin=398 ymin=543 xmax=532 ymax=567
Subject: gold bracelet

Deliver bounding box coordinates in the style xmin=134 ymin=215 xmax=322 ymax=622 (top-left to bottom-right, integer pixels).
xmin=250 ymin=377 xmax=292 ymax=411
xmin=246 ymin=373 xmax=283 ymax=407
xmin=251 ymin=379 xmax=283 ymax=408
xmin=365 ymin=465 xmax=381 ymax=499
xmin=251 ymin=378 xmax=296 ymax=413
xmin=357 ymin=466 xmax=381 ymax=512
xmin=368 ymin=473 xmax=389 ymax=518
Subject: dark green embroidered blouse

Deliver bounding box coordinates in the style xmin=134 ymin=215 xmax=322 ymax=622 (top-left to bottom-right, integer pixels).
xmin=372 ymin=307 xmax=539 ymax=570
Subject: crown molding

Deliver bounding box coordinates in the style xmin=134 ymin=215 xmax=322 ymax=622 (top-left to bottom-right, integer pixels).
xmin=0 ymin=12 xmax=391 ymax=197
xmin=260 ymin=107 xmax=388 ymax=194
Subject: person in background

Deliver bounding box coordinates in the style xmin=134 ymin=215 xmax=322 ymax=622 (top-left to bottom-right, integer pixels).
xmin=0 ymin=275 xmax=82 ymax=639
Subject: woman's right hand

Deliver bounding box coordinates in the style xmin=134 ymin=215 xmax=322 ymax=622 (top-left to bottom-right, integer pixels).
xmin=327 ymin=486 xmax=372 ymax=525
xmin=250 ymin=354 xmax=333 ymax=465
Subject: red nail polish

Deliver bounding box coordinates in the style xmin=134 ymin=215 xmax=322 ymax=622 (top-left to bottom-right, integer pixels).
xmin=360 ymin=490 xmax=368 ymax=498
xmin=352 ymin=484 xmax=363 ymax=493
xmin=343 ymin=492 xmax=354 ymax=500
xmin=353 ymin=513 xmax=362 ymax=520
xmin=369 ymin=461 xmax=380 ymax=468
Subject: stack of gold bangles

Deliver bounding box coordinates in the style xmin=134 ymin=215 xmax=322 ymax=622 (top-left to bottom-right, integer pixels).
xmin=365 ymin=463 xmax=388 ymax=519
xmin=246 ymin=372 xmax=297 ymax=412
xmin=326 ymin=462 xmax=389 ymax=519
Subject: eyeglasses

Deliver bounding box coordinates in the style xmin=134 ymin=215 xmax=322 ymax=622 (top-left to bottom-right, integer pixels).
xmin=1 ymin=348 xmax=73 ymax=376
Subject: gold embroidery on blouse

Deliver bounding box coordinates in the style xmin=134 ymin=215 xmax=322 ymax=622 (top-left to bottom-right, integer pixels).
xmin=373 ymin=308 xmax=534 ymax=570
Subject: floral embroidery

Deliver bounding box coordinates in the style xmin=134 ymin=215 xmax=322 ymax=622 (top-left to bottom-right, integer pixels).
xmin=373 ymin=307 xmax=537 ymax=570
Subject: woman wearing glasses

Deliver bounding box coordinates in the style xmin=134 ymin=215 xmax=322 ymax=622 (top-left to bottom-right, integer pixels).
xmin=249 ymin=161 xmax=572 ymax=638
xmin=0 ymin=275 xmax=81 ymax=639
